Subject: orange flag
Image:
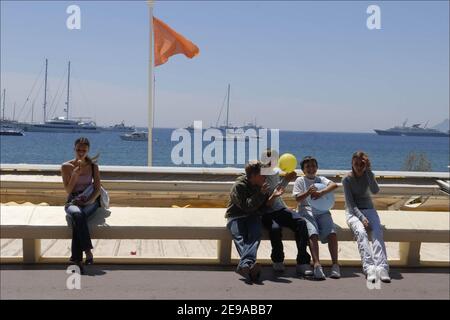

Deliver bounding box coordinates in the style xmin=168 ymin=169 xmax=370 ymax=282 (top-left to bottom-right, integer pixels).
xmin=153 ymin=17 xmax=200 ymax=66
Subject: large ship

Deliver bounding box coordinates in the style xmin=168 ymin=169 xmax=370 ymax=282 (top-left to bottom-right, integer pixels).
xmin=374 ymin=120 xmax=449 ymax=137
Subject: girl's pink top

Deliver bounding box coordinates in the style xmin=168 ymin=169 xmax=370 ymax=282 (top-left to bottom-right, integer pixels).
xmin=73 ymin=169 xmax=93 ymax=193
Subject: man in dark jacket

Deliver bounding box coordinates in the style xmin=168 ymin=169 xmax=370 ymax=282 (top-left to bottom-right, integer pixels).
xmin=226 ymin=160 xmax=284 ymax=282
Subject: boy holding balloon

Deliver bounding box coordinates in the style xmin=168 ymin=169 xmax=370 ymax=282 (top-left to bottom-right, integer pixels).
xmin=293 ymin=156 xmax=341 ymax=280
xmin=260 ymin=151 xmax=312 ymax=277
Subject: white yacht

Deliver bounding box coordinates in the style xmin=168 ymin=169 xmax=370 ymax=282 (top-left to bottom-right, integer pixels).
xmin=24 ymin=116 xmax=98 ymax=133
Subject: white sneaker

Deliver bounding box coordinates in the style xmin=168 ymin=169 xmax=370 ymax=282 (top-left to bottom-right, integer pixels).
xmin=272 ymin=262 xmax=285 ymax=272
xmin=366 ymin=266 xmax=377 ymax=283
xmin=313 ymin=265 xmax=326 ymax=280
xmin=377 ymin=267 xmax=391 ymax=283
xmin=330 ymin=264 xmax=341 ymax=279
xmin=296 ymin=264 xmax=313 ymax=277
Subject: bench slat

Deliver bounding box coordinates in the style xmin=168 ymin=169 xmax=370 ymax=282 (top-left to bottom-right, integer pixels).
xmin=1 ymin=206 xmax=448 ymax=242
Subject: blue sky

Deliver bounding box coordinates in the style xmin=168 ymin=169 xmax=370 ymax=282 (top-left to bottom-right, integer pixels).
xmin=1 ymin=0 xmax=448 ymax=132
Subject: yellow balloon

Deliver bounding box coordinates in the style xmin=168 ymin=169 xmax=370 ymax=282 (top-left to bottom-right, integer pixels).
xmin=278 ymin=153 xmax=297 ymax=173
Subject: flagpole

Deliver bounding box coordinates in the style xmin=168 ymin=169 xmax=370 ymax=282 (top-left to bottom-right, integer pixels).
xmin=147 ymin=0 xmax=155 ymax=166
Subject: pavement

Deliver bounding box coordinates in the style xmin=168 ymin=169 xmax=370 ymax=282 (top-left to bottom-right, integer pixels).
xmin=1 ymin=264 xmax=449 ymax=300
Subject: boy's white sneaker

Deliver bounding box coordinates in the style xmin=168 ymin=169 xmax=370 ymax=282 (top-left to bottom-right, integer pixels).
xmin=272 ymin=262 xmax=285 ymax=272
xmin=313 ymin=265 xmax=326 ymax=280
xmin=329 ymin=264 xmax=341 ymax=279
xmin=366 ymin=266 xmax=377 ymax=283
xmin=296 ymin=264 xmax=313 ymax=277
xmin=377 ymin=267 xmax=391 ymax=283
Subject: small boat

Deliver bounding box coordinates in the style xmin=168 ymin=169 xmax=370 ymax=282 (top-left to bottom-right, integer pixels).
xmin=221 ymin=132 xmax=260 ymax=141
xmin=101 ymin=121 xmax=135 ymax=132
xmin=120 ymin=131 xmax=148 ymax=141
xmin=0 ymin=126 xmax=24 ymax=136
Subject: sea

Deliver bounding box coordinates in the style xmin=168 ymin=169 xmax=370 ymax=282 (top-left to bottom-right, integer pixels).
xmin=1 ymin=129 xmax=449 ymax=172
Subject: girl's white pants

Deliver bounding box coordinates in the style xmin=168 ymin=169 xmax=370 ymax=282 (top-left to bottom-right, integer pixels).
xmin=347 ymin=209 xmax=389 ymax=274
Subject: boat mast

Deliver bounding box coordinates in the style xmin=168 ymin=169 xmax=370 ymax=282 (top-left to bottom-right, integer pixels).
xmin=65 ymin=61 xmax=71 ymax=120
xmin=31 ymin=100 xmax=35 ymax=123
xmin=43 ymin=58 xmax=48 ymax=122
xmin=226 ymin=84 xmax=230 ymax=128
xmin=2 ymin=89 xmax=5 ymax=121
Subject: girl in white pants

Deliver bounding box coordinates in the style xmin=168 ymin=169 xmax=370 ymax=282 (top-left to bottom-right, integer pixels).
xmin=342 ymin=151 xmax=390 ymax=283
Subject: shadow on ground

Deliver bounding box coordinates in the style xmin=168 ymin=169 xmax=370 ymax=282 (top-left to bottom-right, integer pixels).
xmin=1 ymin=264 xmax=447 ymax=282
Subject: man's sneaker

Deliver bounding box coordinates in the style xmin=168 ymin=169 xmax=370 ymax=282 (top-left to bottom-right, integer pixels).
xmin=329 ymin=264 xmax=341 ymax=279
xmin=313 ymin=265 xmax=326 ymax=280
xmin=366 ymin=265 xmax=377 ymax=283
xmin=249 ymin=263 xmax=262 ymax=282
xmin=236 ymin=266 xmax=250 ymax=280
xmin=272 ymin=262 xmax=285 ymax=272
xmin=377 ymin=267 xmax=391 ymax=283
xmin=296 ymin=264 xmax=313 ymax=277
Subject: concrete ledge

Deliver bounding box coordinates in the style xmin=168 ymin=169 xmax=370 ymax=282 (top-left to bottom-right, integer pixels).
xmin=1 ymin=163 xmax=448 ymax=178
xmin=1 ymin=164 xmax=448 ymax=184
xmin=2 ymin=176 xmax=448 ymax=211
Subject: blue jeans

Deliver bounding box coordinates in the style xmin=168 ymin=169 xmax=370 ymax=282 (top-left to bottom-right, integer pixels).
xmin=65 ymin=199 xmax=100 ymax=262
xmin=227 ymin=215 xmax=262 ymax=270
xmin=262 ymin=208 xmax=311 ymax=265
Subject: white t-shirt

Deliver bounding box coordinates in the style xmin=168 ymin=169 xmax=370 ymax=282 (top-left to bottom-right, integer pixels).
xmin=293 ymin=176 xmax=332 ymax=215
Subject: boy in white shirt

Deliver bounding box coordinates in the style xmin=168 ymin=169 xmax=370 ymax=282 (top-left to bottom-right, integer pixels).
xmin=292 ymin=156 xmax=340 ymax=280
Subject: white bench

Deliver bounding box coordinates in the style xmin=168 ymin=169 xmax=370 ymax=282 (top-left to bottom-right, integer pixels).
xmin=1 ymin=206 xmax=449 ymax=266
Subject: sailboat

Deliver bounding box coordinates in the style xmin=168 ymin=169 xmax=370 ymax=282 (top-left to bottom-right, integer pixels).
xmin=183 ymin=85 xmax=263 ymax=140
xmin=0 ymin=89 xmax=24 ymax=136
xmin=213 ymin=84 xmax=260 ymax=140
xmin=23 ymin=60 xmax=99 ymax=133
